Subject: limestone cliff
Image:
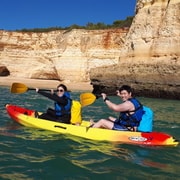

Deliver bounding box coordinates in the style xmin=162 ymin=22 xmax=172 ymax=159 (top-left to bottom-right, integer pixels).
xmin=0 ymin=29 xmax=127 ymax=82
xmin=90 ymin=0 xmax=180 ymax=99
xmin=0 ymin=0 xmax=179 ymax=99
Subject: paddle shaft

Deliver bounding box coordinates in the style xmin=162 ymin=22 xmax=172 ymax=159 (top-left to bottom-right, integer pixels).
xmin=28 ymin=87 xmax=71 ymax=92
xmin=28 ymin=88 xmax=50 ymax=91
xmin=95 ymin=93 xmax=115 ymax=99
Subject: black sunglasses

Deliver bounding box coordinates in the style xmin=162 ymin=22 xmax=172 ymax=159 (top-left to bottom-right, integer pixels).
xmin=57 ymin=89 xmax=64 ymax=92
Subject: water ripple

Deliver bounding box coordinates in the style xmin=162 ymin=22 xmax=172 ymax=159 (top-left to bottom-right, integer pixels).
xmin=0 ymin=86 xmax=179 ymax=179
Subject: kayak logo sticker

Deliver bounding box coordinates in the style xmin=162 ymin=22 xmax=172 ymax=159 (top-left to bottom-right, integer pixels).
xmin=129 ymin=136 xmax=147 ymax=142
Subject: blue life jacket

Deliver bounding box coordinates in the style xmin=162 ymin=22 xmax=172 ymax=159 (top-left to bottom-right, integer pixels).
xmin=118 ymin=98 xmax=144 ymax=128
xmin=54 ymin=92 xmax=72 ymax=116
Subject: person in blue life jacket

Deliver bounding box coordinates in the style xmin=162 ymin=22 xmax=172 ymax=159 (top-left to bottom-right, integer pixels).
xmin=35 ymin=84 xmax=72 ymax=124
xmin=90 ymin=85 xmax=146 ymax=131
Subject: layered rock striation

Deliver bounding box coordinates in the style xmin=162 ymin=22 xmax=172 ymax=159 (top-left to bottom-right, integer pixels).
xmin=91 ymin=0 xmax=180 ymax=99
xmin=0 ymin=0 xmax=179 ymax=99
xmin=0 ymin=29 xmax=127 ymax=82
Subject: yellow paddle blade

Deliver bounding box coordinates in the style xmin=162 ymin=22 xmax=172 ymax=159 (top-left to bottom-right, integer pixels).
xmin=80 ymin=93 xmax=96 ymax=107
xmin=10 ymin=83 xmax=29 ymax=94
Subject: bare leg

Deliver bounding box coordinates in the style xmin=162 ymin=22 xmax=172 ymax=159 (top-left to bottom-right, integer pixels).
xmin=108 ymin=116 xmax=116 ymax=121
xmin=92 ymin=119 xmax=114 ymax=129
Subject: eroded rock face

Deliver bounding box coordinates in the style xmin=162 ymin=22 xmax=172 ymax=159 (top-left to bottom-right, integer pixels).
xmin=0 ymin=0 xmax=179 ymax=99
xmin=0 ymin=29 xmax=127 ymax=82
xmin=0 ymin=66 xmax=10 ymax=76
xmin=90 ymin=0 xmax=180 ymax=99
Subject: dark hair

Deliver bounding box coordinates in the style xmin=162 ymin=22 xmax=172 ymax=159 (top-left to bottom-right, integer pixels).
xmin=119 ymin=85 xmax=134 ymax=95
xmin=57 ymin=84 xmax=67 ymax=91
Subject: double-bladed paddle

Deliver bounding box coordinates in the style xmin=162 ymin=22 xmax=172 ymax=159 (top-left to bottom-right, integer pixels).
xmin=10 ymin=82 xmax=96 ymax=107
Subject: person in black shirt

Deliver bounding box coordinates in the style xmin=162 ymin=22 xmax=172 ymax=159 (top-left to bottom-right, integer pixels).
xmin=35 ymin=84 xmax=71 ymax=123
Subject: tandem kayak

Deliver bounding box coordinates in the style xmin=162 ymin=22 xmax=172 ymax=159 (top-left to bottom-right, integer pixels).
xmin=6 ymin=104 xmax=179 ymax=146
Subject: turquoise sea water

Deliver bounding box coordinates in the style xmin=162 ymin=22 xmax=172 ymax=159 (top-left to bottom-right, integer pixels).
xmin=0 ymin=86 xmax=180 ymax=180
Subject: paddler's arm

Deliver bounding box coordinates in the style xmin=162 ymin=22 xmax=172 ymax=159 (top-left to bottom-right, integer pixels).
xmin=36 ymin=88 xmax=55 ymax=99
xmin=101 ymin=93 xmax=129 ymax=112
xmin=36 ymin=88 xmax=67 ymax=105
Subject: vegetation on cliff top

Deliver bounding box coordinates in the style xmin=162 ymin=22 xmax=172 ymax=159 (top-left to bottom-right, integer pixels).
xmin=14 ymin=16 xmax=133 ymax=32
